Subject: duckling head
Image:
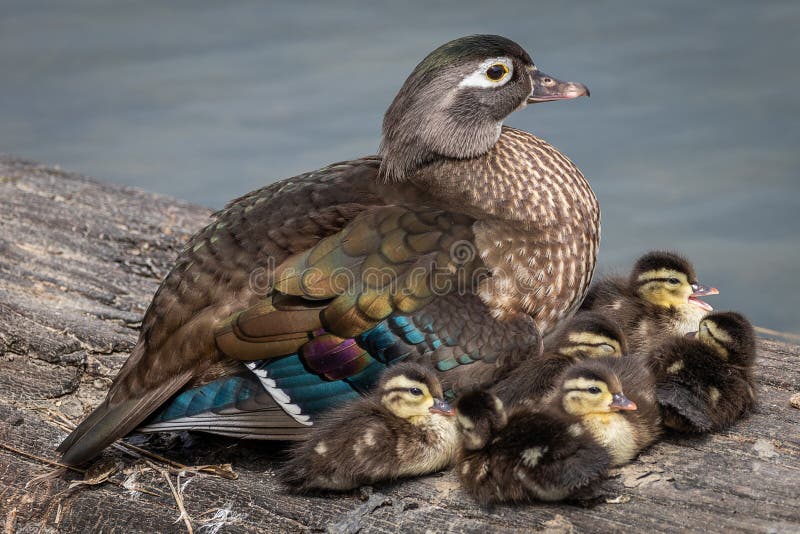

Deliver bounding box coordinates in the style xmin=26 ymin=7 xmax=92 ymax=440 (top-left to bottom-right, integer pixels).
xmin=695 ymin=311 xmax=756 ymax=363
xmin=559 ymin=360 xmax=637 ymax=416
xmin=454 ymin=389 xmax=508 ymax=450
xmin=630 ymin=251 xmax=718 ymax=312
xmin=551 ymin=311 xmax=628 ymax=359
xmin=379 ymin=363 xmax=455 ymax=424
xmin=379 ymin=34 xmax=589 ymax=181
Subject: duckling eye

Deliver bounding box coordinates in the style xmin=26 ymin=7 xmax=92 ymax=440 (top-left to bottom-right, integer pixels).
xmin=587 ymin=386 xmax=602 ymax=395
xmin=599 ymin=343 xmax=615 ymax=354
xmin=668 ymin=278 xmax=680 ymax=285
xmin=485 ymin=63 xmax=509 ymax=81
xmin=409 ymin=387 xmax=423 ymax=396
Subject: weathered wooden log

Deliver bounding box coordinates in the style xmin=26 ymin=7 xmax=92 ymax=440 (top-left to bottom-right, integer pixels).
xmin=1 ymin=156 xmax=798 ymax=533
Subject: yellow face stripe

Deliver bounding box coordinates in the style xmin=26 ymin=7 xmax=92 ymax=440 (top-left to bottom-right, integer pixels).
xmin=636 ymin=269 xmax=688 ymax=284
xmin=564 ymin=332 xmax=622 ymax=356
xmin=381 ymin=375 xmax=434 ymax=421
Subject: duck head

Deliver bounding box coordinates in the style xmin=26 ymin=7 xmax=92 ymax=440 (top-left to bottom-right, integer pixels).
xmin=379 ymin=362 xmax=455 ymax=424
xmin=559 ymin=360 xmax=637 ymax=416
xmin=552 ymin=311 xmax=628 ymax=359
xmin=454 ymin=389 xmax=508 ymax=450
xmin=630 ymin=251 xmax=719 ymax=312
xmin=379 ymin=34 xmax=589 ymax=181
xmin=696 ymin=311 xmax=756 ymax=363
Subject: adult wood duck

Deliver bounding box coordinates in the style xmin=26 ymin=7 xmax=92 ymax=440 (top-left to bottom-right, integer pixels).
xmin=58 ymin=35 xmax=596 ymax=465
xmin=581 ymin=251 xmax=719 ymax=353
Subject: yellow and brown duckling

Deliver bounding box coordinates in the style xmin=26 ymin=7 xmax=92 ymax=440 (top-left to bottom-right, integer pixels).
xmin=279 ymin=363 xmax=458 ymax=492
xmin=647 ymin=311 xmax=756 ymax=433
xmin=554 ymin=357 xmax=661 ymax=466
xmin=581 ymin=251 xmax=719 ymax=353
xmin=492 ymin=311 xmax=627 ymax=406
xmin=455 ymin=387 xmax=611 ymax=504
xmin=455 ymin=358 xmax=660 ymax=504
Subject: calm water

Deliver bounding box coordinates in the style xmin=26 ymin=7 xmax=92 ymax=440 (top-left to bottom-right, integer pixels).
xmin=2 ymin=1 xmax=799 ymax=335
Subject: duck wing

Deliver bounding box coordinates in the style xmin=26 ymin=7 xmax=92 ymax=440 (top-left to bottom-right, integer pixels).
xmin=140 ymin=205 xmax=540 ymax=439
xmin=57 ymin=157 xmax=384 ymax=464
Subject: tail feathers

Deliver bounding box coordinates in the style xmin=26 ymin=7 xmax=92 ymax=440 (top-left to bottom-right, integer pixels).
xmin=57 ymin=370 xmax=193 ymax=465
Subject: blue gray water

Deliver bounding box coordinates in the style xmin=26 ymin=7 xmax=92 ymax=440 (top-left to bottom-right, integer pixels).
xmin=1 ymin=1 xmax=799 ymax=335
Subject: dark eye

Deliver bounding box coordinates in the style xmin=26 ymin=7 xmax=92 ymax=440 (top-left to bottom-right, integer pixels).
xmin=485 ymin=63 xmax=509 ymax=81
xmin=587 ymin=386 xmax=602 ymax=394
xmin=668 ymin=278 xmax=680 ymax=285
xmin=409 ymin=387 xmax=423 ymax=396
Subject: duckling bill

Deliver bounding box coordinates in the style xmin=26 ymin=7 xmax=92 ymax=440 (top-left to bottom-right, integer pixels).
xmin=280 ymin=363 xmax=458 ymax=492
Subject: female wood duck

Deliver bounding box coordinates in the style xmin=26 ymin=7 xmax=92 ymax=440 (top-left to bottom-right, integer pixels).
xmin=647 ymin=311 xmax=757 ymax=433
xmin=280 ymin=363 xmax=457 ymax=492
xmin=59 ymin=35 xmax=596 ymax=465
xmin=455 ymin=359 xmax=649 ymax=504
xmin=492 ymin=311 xmax=627 ymax=406
xmin=581 ymin=251 xmax=719 ymax=353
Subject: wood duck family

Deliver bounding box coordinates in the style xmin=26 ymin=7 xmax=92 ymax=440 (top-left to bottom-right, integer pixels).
xmin=55 ymin=35 xmax=759 ymax=505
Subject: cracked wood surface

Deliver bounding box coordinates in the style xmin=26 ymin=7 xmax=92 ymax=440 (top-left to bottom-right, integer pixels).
xmin=1 ymin=157 xmax=799 ymax=534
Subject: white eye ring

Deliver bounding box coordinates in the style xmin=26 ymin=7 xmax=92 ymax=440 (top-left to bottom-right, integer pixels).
xmin=459 ymin=57 xmax=514 ymax=88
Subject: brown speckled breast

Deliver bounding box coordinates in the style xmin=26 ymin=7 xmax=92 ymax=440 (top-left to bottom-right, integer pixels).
xmin=393 ymin=126 xmax=599 ymax=335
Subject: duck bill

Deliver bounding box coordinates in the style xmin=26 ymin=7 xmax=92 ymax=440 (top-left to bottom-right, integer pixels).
xmin=689 ymin=283 xmax=719 ymax=312
xmin=527 ymin=71 xmax=590 ymax=103
xmin=429 ymin=398 xmax=455 ymax=416
xmin=610 ymin=393 xmax=637 ymax=411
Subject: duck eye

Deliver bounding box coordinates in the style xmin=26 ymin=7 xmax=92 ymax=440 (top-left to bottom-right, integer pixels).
xmin=409 ymin=387 xmax=423 ymax=396
xmin=587 ymin=386 xmax=602 ymax=394
xmin=485 ymin=63 xmax=509 ymax=81
xmin=599 ymin=344 xmax=615 ymax=354
xmin=668 ymin=278 xmax=680 ymax=285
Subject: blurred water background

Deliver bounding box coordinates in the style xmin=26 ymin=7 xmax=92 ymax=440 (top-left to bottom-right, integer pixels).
xmin=1 ymin=1 xmax=798 ymax=335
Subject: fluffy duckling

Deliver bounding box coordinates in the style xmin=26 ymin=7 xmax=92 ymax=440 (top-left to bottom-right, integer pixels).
xmin=492 ymin=311 xmax=627 ymax=406
xmin=456 ymin=358 xmax=660 ymax=504
xmin=648 ymin=311 xmax=756 ymax=433
xmin=279 ymin=362 xmax=458 ymax=492
xmin=558 ymin=357 xmax=661 ymax=466
xmin=581 ymin=251 xmax=719 ymax=353
xmin=455 ymin=387 xmax=611 ymax=504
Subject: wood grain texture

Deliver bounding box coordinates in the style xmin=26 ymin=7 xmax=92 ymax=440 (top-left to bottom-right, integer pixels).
xmin=1 ymin=157 xmax=798 ymax=533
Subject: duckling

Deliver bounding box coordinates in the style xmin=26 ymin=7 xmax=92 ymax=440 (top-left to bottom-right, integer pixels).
xmin=647 ymin=311 xmax=756 ymax=433
xmin=456 ymin=358 xmax=660 ymax=504
xmin=279 ymin=362 xmax=458 ymax=492
xmin=581 ymin=251 xmax=719 ymax=353
xmin=455 ymin=388 xmax=611 ymax=504
xmin=556 ymin=357 xmax=661 ymax=466
xmin=492 ymin=311 xmax=628 ymax=406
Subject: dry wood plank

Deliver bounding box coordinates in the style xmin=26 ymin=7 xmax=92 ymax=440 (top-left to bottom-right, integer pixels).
xmin=1 ymin=157 xmax=798 ymax=533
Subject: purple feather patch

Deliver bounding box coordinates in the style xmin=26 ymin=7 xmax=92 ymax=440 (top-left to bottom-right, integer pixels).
xmin=301 ymin=330 xmax=372 ymax=380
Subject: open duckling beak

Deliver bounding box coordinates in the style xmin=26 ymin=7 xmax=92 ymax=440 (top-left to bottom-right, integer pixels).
xmin=689 ymin=283 xmax=720 ymax=312
xmin=609 ymin=393 xmax=637 ymax=412
xmin=430 ymin=398 xmax=455 ymax=416
xmin=527 ymin=70 xmax=590 ymax=103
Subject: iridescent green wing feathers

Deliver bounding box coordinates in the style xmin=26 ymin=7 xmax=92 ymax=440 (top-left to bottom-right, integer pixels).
xmin=215 ymin=205 xmax=540 ymax=392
